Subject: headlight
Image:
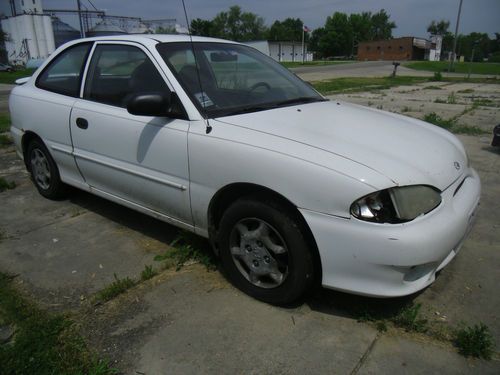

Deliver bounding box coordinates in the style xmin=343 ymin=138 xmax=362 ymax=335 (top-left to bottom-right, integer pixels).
xmin=350 ymin=185 xmax=441 ymax=223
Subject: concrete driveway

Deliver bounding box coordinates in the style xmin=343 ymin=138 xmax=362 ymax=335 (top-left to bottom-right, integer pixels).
xmin=1 ymin=82 xmax=499 ymax=374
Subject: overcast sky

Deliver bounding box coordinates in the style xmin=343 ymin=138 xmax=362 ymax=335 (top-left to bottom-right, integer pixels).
xmin=43 ymin=0 xmax=500 ymax=37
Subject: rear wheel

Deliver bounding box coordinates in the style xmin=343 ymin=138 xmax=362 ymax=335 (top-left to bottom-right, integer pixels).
xmin=218 ymin=197 xmax=314 ymax=305
xmin=27 ymin=139 xmax=66 ymax=199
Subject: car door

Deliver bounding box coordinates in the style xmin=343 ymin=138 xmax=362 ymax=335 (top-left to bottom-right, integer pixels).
xmin=70 ymin=41 xmax=192 ymax=225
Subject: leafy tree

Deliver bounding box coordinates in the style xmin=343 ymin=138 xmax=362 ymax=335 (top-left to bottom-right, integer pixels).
xmin=268 ymin=18 xmax=305 ymax=42
xmin=427 ymin=19 xmax=450 ymax=35
xmin=370 ymin=9 xmax=396 ymax=40
xmin=190 ymin=18 xmax=213 ymax=36
xmin=156 ymin=26 xmax=177 ymax=34
xmin=210 ymin=6 xmax=267 ymax=42
xmin=456 ymin=32 xmax=491 ymax=61
xmin=309 ymin=9 xmax=396 ymax=58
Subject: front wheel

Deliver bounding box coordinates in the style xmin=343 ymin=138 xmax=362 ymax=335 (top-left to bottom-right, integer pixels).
xmin=218 ymin=197 xmax=314 ymax=305
xmin=27 ymin=139 xmax=66 ymax=199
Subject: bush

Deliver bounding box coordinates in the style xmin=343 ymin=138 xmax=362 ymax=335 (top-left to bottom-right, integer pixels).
xmin=454 ymin=323 xmax=495 ymax=359
xmin=432 ymin=71 xmax=443 ymax=81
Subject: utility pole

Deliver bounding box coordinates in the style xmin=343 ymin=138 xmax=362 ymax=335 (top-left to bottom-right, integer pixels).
xmin=448 ymin=0 xmax=463 ymax=72
xmin=76 ymin=0 xmax=86 ymax=38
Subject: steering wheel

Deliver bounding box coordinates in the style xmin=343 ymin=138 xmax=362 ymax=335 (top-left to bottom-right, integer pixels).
xmin=248 ymin=82 xmax=271 ymax=93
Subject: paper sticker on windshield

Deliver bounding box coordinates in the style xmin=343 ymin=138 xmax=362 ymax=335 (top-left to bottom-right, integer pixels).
xmin=194 ymin=92 xmax=214 ymax=108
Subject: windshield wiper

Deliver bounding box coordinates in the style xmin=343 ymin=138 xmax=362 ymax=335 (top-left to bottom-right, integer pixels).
xmin=271 ymin=96 xmax=326 ymax=108
xmin=218 ymin=97 xmax=326 ymax=117
xmin=222 ymin=104 xmax=276 ymax=117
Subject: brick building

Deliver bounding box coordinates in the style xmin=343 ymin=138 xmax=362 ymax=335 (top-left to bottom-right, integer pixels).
xmin=357 ymin=37 xmax=433 ymax=61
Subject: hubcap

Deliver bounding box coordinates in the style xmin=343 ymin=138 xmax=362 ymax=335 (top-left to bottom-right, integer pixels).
xmin=30 ymin=148 xmax=51 ymax=190
xmin=229 ymin=218 xmax=289 ymax=289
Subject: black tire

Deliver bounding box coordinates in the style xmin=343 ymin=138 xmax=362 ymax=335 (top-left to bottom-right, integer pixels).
xmin=217 ymin=196 xmax=314 ymax=305
xmin=27 ymin=139 xmax=67 ymax=199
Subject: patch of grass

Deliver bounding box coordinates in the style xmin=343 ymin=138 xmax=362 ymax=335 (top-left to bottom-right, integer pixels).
xmin=0 ymin=69 xmax=35 ymax=84
xmin=0 ymin=272 xmax=116 ymax=375
xmin=312 ymin=76 xmax=429 ymax=95
xmin=423 ymin=112 xmax=456 ymax=130
xmin=447 ymin=91 xmax=457 ymax=104
xmin=140 ymin=264 xmax=157 ymax=281
xmin=404 ymin=61 xmax=500 ymax=75
xmin=422 ymin=112 xmax=489 ymax=135
xmin=452 ymin=125 xmax=488 ymax=135
xmin=94 ymin=274 xmax=136 ymax=302
xmin=454 ymin=323 xmax=495 ymax=359
xmin=401 ymin=106 xmax=412 ymax=113
xmin=434 ymin=98 xmax=447 ymax=103
xmin=281 ymin=60 xmax=352 ymax=68
xmin=432 ymin=71 xmax=443 ymax=81
xmin=473 ymin=98 xmax=496 ymax=107
xmin=392 ymin=303 xmax=428 ymax=333
xmin=0 ymin=113 xmax=10 ymax=133
xmin=376 ymin=321 xmax=388 ymax=332
xmin=457 ymin=88 xmax=475 ymax=94
xmin=154 ymin=231 xmax=216 ymax=271
xmin=0 ymin=177 xmax=16 ymax=192
xmin=313 ymin=76 xmax=499 ymax=95
xmin=0 ymin=134 xmax=12 ymax=147
xmin=424 ymin=85 xmax=443 ymax=90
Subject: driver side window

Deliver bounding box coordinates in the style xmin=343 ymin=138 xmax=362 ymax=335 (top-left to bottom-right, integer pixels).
xmin=84 ymin=44 xmax=171 ymax=108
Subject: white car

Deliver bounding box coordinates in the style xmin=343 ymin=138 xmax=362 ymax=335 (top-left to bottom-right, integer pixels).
xmin=9 ymin=35 xmax=480 ymax=304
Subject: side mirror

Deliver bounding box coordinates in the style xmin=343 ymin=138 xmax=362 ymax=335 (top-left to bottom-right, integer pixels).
xmin=126 ymin=92 xmax=171 ymax=117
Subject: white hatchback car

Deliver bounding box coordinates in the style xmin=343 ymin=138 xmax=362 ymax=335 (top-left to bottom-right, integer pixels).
xmin=9 ymin=35 xmax=480 ymax=304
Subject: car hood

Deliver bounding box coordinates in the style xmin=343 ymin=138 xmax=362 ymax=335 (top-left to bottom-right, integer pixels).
xmin=214 ymin=100 xmax=467 ymax=191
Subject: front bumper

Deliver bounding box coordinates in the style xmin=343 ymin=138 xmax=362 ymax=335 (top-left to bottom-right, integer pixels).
xmin=300 ymin=168 xmax=481 ymax=297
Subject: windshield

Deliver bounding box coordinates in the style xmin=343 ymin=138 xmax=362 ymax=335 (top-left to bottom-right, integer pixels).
xmin=156 ymin=42 xmax=325 ymax=118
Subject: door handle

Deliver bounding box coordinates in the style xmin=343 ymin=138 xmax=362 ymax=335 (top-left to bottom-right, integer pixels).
xmin=76 ymin=118 xmax=88 ymax=129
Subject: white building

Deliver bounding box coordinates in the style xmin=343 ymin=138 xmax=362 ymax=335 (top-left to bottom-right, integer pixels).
xmin=245 ymin=41 xmax=313 ymax=62
xmin=1 ymin=0 xmax=56 ymax=65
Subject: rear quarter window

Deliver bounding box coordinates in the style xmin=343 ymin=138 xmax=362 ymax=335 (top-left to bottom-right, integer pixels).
xmin=36 ymin=42 xmax=92 ymax=97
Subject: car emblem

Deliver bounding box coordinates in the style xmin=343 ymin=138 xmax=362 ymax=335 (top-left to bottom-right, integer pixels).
xmin=454 ymin=161 xmax=461 ymax=170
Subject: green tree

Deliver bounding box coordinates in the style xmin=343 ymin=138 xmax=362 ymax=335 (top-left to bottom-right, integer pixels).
xmin=370 ymin=9 xmax=396 ymax=40
xmin=268 ymin=18 xmax=305 ymax=42
xmin=309 ymin=9 xmax=396 ymax=58
xmin=427 ymin=19 xmax=450 ymax=35
xmin=156 ymin=26 xmax=177 ymax=34
xmin=210 ymin=6 xmax=267 ymax=42
xmin=190 ymin=18 xmax=213 ymax=36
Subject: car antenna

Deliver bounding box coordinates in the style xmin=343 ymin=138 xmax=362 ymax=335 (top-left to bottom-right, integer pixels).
xmin=181 ymin=0 xmax=212 ymax=134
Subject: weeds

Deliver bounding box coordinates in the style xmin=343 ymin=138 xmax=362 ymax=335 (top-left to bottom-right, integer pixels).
xmin=376 ymin=321 xmax=388 ymax=332
xmin=447 ymin=92 xmax=457 ymax=104
xmin=392 ymin=303 xmax=428 ymax=333
xmin=154 ymin=231 xmax=216 ymax=271
xmin=0 ymin=272 xmax=116 ymax=375
xmin=423 ymin=112 xmax=488 ymax=135
xmin=425 ymin=85 xmax=443 ymax=90
xmin=140 ymin=264 xmax=157 ymax=281
xmin=454 ymin=323 xmax=495 ymax=359
xmin=473 ymin=98 xmax=495 ymax=107
xmin=452 ymin=125 xmax=487 ymax=135
xmin=401 ymin=106 xmax=412 ymax=113
xmin=432 ymin=71 xmax=443 ymax=81
xmin=0 ymin=134 xmax=12 ymax=147
xmin=94 ymin=274 xmax=135 ymax=302
xmin=0 ymin=177 xmax=16 ymax=192
xmin=457 ymin=88 xmax=474 ymax=94
xmin=434 ymin=98 xmax=447 ymax=104
xmin=423 ymin=112 xmax=456 ymax=130
xmin=0 ymin=113 xmax=10 ymax=133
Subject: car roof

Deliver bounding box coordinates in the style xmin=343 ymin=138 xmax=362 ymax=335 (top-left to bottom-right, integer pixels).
xmin=79 ymin=34 xmax=237 ymax=45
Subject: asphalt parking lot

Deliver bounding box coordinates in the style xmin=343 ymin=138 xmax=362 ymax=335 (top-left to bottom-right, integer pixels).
xmin=1 ymin=78 xmax=499 ymax=373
